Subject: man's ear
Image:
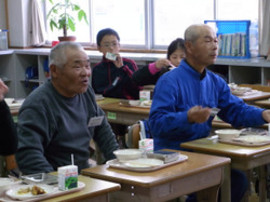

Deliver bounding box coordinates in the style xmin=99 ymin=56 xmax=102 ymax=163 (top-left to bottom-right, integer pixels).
xmin=50 ymin=64 xmax=57 ymax=78
xmin=185 ymin=41 xmax=193 ymax=55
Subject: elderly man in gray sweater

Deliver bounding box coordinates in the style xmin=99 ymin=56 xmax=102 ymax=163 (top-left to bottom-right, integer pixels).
xmin=16 ymin=42 xmax=119 ymax=174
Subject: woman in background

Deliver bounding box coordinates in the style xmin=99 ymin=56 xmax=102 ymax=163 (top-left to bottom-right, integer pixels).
xmin=132 ymin=38 xmax=185 ymax=86
xmin=0 ymin=79 xmax=17 ymax=156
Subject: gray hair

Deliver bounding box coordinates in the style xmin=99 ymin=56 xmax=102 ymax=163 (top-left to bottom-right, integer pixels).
xmin=184 ymin=24 xmax=210 ymax=43
xmin=49 ymin=41 xmax=84 ymax=68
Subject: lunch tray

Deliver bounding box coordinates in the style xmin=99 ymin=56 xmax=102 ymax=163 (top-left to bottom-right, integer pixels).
xmin=106 ymin=154 xmax=188 ymax=172
xmin=219 ymin=138 xmax=270 ymax=147
xmin=0 ymin=181 xmax=85 ymax=202
xmin=119 ymin=100 xmax=151 ymax=109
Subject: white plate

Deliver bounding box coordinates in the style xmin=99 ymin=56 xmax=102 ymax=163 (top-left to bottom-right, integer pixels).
xmin=6 ymin=184 xmax=55 ymax=200
xmin=124 ymin=158 xmax=164 ymax=169
xmin=0 ymin=178 xmax=21 ymax=195
xmin=233 ymin=135 xmax=270 ymax=143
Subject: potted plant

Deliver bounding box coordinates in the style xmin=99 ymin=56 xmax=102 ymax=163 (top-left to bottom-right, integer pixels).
xmin=46 ymin=0 xmax=88 ymax=41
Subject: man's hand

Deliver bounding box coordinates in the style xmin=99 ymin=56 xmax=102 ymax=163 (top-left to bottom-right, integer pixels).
xmin=187 ymin=106 xmax=211 ymax=123
xmin=262 ymin=110 xmax=270 ymax=123
xmin=0 ymin=79 xmax=8 ymax=101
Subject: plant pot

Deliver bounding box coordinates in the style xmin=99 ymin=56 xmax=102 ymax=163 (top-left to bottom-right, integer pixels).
xmin=58 ymin=36 xmax=76 ymax=42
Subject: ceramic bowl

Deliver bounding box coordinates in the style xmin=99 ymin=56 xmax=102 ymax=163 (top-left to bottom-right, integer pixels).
xmin=215 ymin=129 xmax=241 ymax=140
xmin=128 ymin=100 xmax=141 ymax=106
xmin=4 ymin=98 xmax=15 ymax=105
xmin=113 ymin=149 xmax=143 ymax=161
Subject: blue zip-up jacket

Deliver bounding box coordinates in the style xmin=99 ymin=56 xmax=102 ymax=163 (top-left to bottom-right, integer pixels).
xmin=149 ymin=59 xmax=265 ymax=151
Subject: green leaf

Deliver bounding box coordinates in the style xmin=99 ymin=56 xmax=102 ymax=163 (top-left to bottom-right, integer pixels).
xmin=74 ymin=5 xmax=80 ymax=11
xmin=49 ymin=20 xmax=58 ymax=31
xmin=68 ymin=18 xmax=75 ymax=31
xmin=78 ymin=10 xmax=88 ymax=24
xmin=46 ymin=0 xmax=88 ymax=34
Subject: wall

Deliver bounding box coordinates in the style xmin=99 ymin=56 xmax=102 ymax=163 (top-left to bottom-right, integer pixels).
xmin=6 ymin=0 xmax=31 ymax=47
xmin=0 ymin=0 xmax=6 ymax=29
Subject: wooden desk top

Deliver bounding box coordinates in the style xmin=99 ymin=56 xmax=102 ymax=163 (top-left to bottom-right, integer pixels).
xmin=96 ymin=97 xmax=120 ymax=106
xmin=41 ymin=175 xmax=120 ymax=201
xmin=254 ymin=99 xmax=270 ymax=108
xmin=99 ymin=102 xmax=150 ymax=115
xmin=181 ymin=137 xmax=270 ymax=159
xmin=81 ymin=150 xmax=230 ymax=188
xmin=237 ymin=91 xmax=270 ymax=102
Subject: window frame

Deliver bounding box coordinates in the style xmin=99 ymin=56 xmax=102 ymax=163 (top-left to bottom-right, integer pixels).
xmin=42 ymin=0 xmax=258 ymax=52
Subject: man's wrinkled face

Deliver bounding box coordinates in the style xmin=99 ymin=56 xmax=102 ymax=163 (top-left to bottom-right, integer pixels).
xmin=52 ymin=48 xmax=91 ymax=97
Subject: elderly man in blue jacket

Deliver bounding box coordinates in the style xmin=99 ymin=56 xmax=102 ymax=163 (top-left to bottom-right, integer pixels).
xmin=149 ymin=24 xmax=270 ymax=202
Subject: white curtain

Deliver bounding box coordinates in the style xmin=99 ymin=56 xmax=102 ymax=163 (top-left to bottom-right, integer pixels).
xmin=259 ymin=0 xmax=270 ymax=56
xmin=30 ymin=0 xmax=46 ymax=46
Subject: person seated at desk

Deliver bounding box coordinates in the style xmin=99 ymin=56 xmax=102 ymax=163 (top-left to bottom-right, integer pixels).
xmin=92 ymin=28 xmax=141 ymax=99
xmin=0 ymin=79 xmax=17 ymax=156
xmin=16 ymin=42 xmax=119 ymax=174
xmin=149 ymin=24 xmax=270 ymax=202
xmin=132 ymin=38 xmax=185 ymax=86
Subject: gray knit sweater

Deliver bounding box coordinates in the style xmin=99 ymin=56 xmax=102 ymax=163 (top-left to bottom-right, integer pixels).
xmin=16 ymin=81 xmax=118 ymax=174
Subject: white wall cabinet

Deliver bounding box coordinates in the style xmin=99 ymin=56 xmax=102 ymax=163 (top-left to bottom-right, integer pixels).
xmin=215 ymin=58 xmax=270 ymax=85
xmin=0 ymin=50 xmax=16 ymax=97
xmin=0 ymin=49 xmax=164 ymax=98
xmin=2 ymin=49 xmax=270 ymax=99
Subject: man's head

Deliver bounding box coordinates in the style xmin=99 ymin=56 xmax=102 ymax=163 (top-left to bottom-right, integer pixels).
xmin=96 ymin=28 xmax=120 ymax=56
xmin=50 ymin=42 xmax=91 ymax=97
xmin=184 ymin=24 xmax=218 ymax=72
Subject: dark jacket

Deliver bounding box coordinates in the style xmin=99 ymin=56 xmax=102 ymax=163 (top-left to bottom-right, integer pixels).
xmin=92 ymin=57 xmax=141 ymax=99
xmin=0 ymin=100 xmax=17 ymax=155
xmin=132 ymin=64 xmax=170 ymax=86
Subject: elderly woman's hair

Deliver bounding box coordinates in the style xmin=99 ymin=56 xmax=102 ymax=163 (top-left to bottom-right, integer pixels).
xmin=167 ymin=38 xmax=185 ymax=59
xmin=184 ymin=24 xmax=208 ymax=43
xmin=49 ymin=42 xmax=84 ymax=68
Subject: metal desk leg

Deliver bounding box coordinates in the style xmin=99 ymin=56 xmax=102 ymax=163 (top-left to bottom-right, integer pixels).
xmin=259 ymin=165 xmax=267 ymax=202
xmin=221 ymin=164 xmax=231 ymax=202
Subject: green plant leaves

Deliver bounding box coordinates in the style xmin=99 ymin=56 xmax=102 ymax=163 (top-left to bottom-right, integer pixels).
xmin=46 ymin=0 xmax=88 ymax=36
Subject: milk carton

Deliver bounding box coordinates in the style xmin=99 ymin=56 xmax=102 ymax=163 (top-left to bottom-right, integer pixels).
xmin=58 ymin=165 xmax=78 ymax=190
xmin=139 ymin=138 xmax=154 ymax=153
xmin=139 ymin=90 xmax=152 ymax=101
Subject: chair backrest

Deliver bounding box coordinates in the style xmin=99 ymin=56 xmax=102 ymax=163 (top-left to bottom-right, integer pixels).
xmin=5 ymin=154 xmax=17 ymax=171
xmin=125 ymin=123 xmax=141 ymax=148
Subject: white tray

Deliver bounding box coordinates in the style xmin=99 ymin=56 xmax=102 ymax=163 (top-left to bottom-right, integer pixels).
xmin=219 ymin=135 xmax=270 ymax=147
xmin=106 ymin=155 xmax=188 ymax=172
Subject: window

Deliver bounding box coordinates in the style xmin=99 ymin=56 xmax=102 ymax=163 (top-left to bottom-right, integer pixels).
xmin=91 ymin=0 xmax=145 ymax=48
xmin=153 ymin=0 xmax=214 ymax=48
xmin=43 ymin=0 xmax=258 ymax=51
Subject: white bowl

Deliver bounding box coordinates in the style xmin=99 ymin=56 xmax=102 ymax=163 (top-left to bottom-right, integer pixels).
xmin=113 ymin=149 xmax=143 ymax=161
xmin=128 ymin=100 xmax=141 ymax=106
xmin=4 ymin=98 xmax=15 ymax=105
xmin=215 ymin=129 xmax=241 ymax=140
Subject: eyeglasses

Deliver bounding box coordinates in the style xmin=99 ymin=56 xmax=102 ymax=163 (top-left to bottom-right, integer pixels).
xmin=100 ymin=42 xmax=119 ymax=48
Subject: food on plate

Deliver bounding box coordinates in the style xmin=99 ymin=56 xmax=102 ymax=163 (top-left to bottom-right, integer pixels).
xmin=17 ymin=187 xmax=31 ymax=195
xmin=31 ymin=185 xmax=46 ymax=195
xmin=17 ymin=185 xmax=46 ymax=195
xmin=228 ymin=83 xmax=252 ymax=96
xmin=140 ymin=100 xmax=152 ymax=107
